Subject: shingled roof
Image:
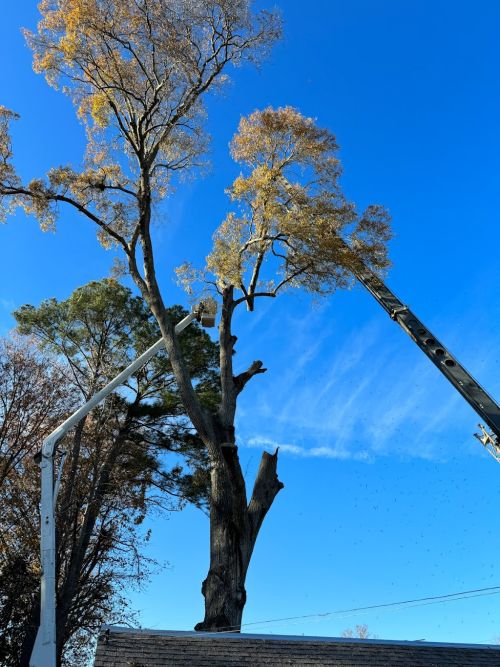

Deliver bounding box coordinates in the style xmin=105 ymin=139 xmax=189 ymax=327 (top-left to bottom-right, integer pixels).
xmin=94 ymin=626 xmax=500 ymax=666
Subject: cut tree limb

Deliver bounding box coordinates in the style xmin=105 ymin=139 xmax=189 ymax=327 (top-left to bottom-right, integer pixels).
xmin=248 ymin=448 xmax=284 ymax=542
xmin=234 ymin=361 xmax=267 ymax=395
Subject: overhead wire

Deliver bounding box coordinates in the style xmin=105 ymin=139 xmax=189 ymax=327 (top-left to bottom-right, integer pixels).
xmin=204 ymin=584 xmax=500 ymax=634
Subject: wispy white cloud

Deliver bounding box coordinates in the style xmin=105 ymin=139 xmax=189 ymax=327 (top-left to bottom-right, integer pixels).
xmin=237 ymin=300 xmax=500 ymax=463
xmin=245 ymin=435 xmax=372 ymax=462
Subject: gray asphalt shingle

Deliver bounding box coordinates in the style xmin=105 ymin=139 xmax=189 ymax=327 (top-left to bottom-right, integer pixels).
xmin=93 ymin=627 xmax=500 ymax=666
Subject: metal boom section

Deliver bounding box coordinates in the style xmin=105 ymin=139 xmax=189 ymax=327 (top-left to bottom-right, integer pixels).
xmin=352 ymin=259 xmax=500 ymax=460
xmin=278 ymin=174 xmax=500 ymax=460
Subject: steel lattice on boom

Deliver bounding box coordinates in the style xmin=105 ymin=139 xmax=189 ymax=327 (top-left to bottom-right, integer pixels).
xmin=277 ymin=173 xmax=500 ymax=460
xmin=351 ymin=250 xmax=500 ymax=462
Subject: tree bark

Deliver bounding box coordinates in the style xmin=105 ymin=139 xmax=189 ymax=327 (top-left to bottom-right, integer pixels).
xmin=195 ymin=447 xmax=283 ymax=632
xmin=128 ymin=195 xmax=284 ymax=633
xmin=195 ymin=287 xmax=283 ymax=632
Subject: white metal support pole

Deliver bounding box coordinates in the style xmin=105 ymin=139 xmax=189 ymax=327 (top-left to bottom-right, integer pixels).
xmin=34 ymin=439 xmax=57 ymax=667
xmin=30 ymin=310 xmax=200 ymax=667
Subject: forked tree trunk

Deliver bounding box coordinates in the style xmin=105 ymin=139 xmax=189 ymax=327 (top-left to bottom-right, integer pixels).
xmin=140 ymin=276 xmax=283 ymax=633
xmin=195 ymin=447 xmax=283 ymax=632
xmin=195 ymin=450 xmax=248 ymax=632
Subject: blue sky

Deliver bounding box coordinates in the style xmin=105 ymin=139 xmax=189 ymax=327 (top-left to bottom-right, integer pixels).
xmin=2 ymin=0 xmax=500 ymax=645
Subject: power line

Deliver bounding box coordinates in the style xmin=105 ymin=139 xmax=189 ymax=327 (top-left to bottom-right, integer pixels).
xmin=207 ymin=584 xmax=500 ymax=634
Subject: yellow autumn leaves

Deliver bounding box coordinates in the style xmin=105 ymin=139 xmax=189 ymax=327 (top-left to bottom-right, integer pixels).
xmin=203 ymin=107 xmax=391 ymax=303
xmin=2 ymin=3 xmax=388 ymax=307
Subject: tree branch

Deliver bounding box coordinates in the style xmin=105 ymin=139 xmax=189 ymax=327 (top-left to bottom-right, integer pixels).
xmin=0 ymin=185 xmax=130 ymax=253
xmin=233 ymin=360 xmax=267 ymax=396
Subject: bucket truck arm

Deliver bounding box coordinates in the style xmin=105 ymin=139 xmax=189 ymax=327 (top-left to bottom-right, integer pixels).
xmin=352 ymin=258 xmax=500 ymax=461
xmin=277 ymin=173 xmax=500 ymax=459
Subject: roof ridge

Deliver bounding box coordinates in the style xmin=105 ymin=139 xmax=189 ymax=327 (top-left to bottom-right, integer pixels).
xmin=100 ymin=625 xmax=500 ymax=650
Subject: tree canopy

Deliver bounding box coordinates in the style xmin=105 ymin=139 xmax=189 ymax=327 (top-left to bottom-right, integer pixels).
xmin=0 ymin=1 xmax=280 ymax=241
xmin=179 ymin=106 xmax=391 ymax=309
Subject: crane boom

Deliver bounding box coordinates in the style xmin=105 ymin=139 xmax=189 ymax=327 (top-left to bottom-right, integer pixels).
xmin=277 ymin=173 xmax=499 ymax=458
xmin=351 ymin=258 xmax=500 ymax=460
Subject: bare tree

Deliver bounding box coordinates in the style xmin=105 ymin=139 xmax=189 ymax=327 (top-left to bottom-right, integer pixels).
xmin=0 ymin=338 xmax=72 ymax=665
xmin=342 ymin=624 xmax=377 ymax=639
xmin=0 ymin=337 xmax=71 ymax=486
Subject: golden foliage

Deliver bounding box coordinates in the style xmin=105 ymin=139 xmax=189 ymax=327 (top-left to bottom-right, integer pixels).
xmin=206 ymin=107 xmax=391 ymax=305
xmin=0 ymin=107 xmax=21 ymax=223
xmin=0 ymin=110 xmax=61 ymax=228
xmin=0 ymin=1 xmax=280 ymax=256
xmin=25 ymin=0 xmax=281 ymax=183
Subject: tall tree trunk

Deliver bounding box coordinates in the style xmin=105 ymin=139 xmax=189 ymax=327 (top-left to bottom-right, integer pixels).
xmin=195 ymin=447 xmax=283 ymax=632
xmin=192 ymin=287 xmax=284 ymax=632
xmin=196 ymin=455 xmax=248 ymax=631
xmin=134 ymin=239 xmax=284 ymax=632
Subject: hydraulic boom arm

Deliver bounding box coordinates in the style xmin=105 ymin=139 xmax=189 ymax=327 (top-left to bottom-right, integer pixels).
xmin=278 ymin=174 xmax=500 ymax=460
xmin=352 ymin=258 xmax=500 ymax=460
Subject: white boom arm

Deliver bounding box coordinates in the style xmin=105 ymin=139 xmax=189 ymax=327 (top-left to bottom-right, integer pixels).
xmin=30 ymin=306 xmax=213 ymax=667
